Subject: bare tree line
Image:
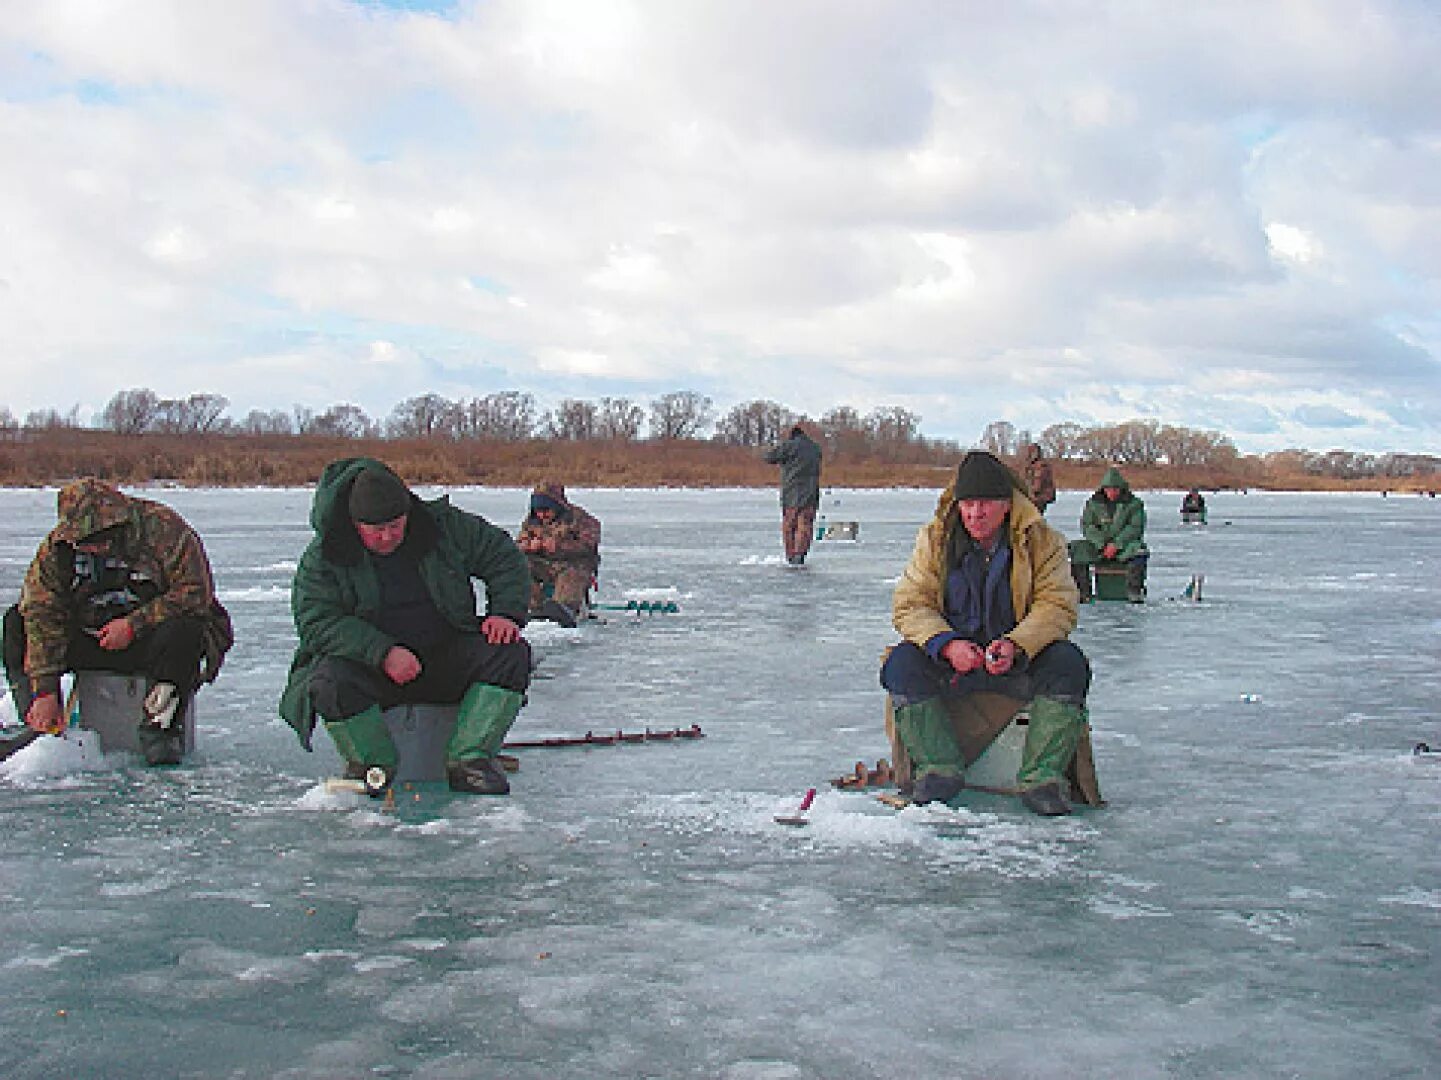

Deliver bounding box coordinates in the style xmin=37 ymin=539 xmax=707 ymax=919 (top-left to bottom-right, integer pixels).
xmin=1 ymin=390 xmax=1436 ymax=478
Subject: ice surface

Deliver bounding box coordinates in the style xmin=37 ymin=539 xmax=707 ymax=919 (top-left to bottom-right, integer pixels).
xmin=0 ymin=485 xmax=1438 ymax=1078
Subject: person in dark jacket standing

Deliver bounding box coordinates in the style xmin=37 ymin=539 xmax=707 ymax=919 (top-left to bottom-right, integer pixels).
xmin=278 ymin=458 xmax=532 ymax=796
xmin=3 ymin=478 xmax=232 ymax=765
xmin=1018 ymin=442 xmax=1057 ymax=515
xmin=763 ymin=425 xmax=823 ymax=565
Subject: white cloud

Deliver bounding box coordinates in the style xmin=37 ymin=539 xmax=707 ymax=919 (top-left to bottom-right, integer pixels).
xmin=0 ymin=0 xmax=1437 ymax=451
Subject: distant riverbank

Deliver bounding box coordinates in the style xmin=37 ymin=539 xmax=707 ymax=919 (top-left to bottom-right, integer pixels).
xmin=1 ymin=430 xmax=1436 ymax=494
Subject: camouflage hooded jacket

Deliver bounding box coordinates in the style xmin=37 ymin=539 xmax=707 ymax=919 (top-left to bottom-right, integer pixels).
xmin=19 ymin=478 xmax=233 ymax=695
xmin=517 ymin=482 xmax=601 ymax=570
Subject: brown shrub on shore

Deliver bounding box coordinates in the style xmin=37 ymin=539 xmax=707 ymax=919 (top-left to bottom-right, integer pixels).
xmin=0 ymin=430 xmax=1435 ymax=493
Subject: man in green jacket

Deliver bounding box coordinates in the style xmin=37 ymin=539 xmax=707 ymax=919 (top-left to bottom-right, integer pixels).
xmin=1070 ymin=465 xmax=1149 ymax=603
xmin=279 ymin=459 xmax=532 ymax=795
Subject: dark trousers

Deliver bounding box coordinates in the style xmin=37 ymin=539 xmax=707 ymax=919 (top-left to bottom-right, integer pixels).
xmin=3 ymin=605 xmax=206 ymax=716
xmin=880 ymin=639 xmax=1091 ymax=707
xmin=309 ymin=633 xmax=531 ymax=722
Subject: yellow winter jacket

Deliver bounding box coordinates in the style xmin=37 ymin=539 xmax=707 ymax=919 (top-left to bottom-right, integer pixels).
xmin=892 ymin=482 xmax=1079 ymax=663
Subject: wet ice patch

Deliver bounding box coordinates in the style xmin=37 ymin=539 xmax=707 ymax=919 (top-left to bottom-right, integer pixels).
xmin=1088 ymin=897 xmax=1173 ymax=919
xmin=1378 ymin=887 xmax=1441 ymax=909
xmin=217 ymin=585 xmax=289 ymax=603
xmin=739 ymin=554 xmax=787 ymax=566
xmin=4 ymin=945 xmax=89 ymax=970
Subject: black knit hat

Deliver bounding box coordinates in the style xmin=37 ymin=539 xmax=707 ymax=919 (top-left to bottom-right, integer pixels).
xmin=349 ymin=468 xmax=411 ymax=524
xmin=953 ymin=451 xmax=1013 ymax=500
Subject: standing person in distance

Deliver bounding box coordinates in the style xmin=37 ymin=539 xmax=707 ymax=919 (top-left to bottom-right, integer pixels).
xmin=763 ymin=424 xmax=823 ymax=566
xmin=279 ymin=459 xmax=532 ymax=795
xmin=1019 ymin=442 xmax=1057 ymax=515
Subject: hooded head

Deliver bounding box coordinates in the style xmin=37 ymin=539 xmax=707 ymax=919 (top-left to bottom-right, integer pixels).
xmin=529 ymin=481 xmax=571 ymax=517
xmin=54 ymin=478 xmax=134 ymax=544
xmin=349 ymin=467 xmax=412 ymax=525
xmin=1021 ymin=442 xmax=1042 ymax=464
xmin=1097 ymin=465 xmax=1130 ymax=500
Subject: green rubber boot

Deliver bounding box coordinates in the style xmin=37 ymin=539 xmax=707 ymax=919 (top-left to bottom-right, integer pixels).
xmin=323 ymin=704 xmax=397 ymax=796
xmin=446 ymin=684 xmax=524 ymax=794
xmin=893 ymin=697 xmax=965 ymax=804
xmin=1017 ymin=697 xmax=1085 ymax=800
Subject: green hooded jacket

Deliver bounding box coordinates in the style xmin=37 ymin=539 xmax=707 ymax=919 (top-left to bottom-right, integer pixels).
xmin=1080 ymin=466 xmax=1148 ymax=561
xmin=277 ymin=458 xmax=530 ymax=747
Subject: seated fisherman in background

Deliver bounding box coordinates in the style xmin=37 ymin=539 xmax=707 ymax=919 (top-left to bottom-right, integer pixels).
xmin=2 ymin=478 xmax=232 ymax=765
xmin=1070 ymin=465 xmax=1149 ymax=603
xmin=517 ymin=482 xmax=601 ymax=628
xmin=1181 ymin=488 xmax=1207 ymax=520
xmin=279 ymin=459 xmax=532 ymax=795
xmin=879 ymin=451 xmax=1093 ymax=816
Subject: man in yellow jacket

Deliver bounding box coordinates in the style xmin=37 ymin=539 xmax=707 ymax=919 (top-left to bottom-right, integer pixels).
xmin=880 ymin=450 xmax=1091 ymax=815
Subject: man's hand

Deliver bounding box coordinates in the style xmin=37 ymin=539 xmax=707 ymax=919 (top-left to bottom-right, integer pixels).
xmin=940 ymin=639 xmax=986 ymax=675
xmin=96 ymin=618 xmax=135 ymax=651
xmin=1101 ymin=543 xmax=1118 ymax=560
xmin=24 ymin=694 xmax=65 ymax=734
xmin=381 ymin=646 xmax=422 ymax=685
xmin=983 ymin=637 xmax=1017 ymax=675
xmin=481 ymin=615 xmax=521 ymax=645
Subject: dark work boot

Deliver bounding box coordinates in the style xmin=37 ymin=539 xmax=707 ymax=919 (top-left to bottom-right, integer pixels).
xmin=1071 ymin=562 xmax=1093 ymax=603
xmin=138 ymin=682 xmax=184 ymax=765
xmin=1125 ymin=559 xmax=1147 ymax=604
xmin=540 ymin=599 xmax=578 ymax=628
xmin=911 ymin=771 xmax=965 ymax=806
xmin=138 ymin=722 xmax=184 ymax=766
xmin=1020 ymin=782 xmax=1072 ymax=816
xmin=447 ymin=757 xmax=510 ymax=795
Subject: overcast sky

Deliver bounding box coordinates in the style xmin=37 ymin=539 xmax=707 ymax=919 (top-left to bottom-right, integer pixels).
xmin=2 ymin=0 xmax=1438 ymax=453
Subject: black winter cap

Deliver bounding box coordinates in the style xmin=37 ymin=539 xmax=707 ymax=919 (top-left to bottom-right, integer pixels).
xmin=953 ymin=451 xmax=1013 ymax=500
xmin=349 ymin=468 xmax=411 ymax=524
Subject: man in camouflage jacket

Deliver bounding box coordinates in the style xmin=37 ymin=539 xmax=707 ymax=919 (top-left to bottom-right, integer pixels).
xmin=3 ymin=478 xmax=233 ymax=764
xmin=517 ymin=481 xmax=601 ymax=626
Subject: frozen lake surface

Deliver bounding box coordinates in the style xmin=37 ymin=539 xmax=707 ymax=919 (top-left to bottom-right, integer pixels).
xmin=1 ymin=485 xmax=1437 ymax=1079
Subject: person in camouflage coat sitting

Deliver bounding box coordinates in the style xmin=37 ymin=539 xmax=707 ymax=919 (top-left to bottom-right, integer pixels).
xmin=3 ymin=478 xmax=232 ymax=765
xmin=517 ymin=482 xmax=601 ymax=627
